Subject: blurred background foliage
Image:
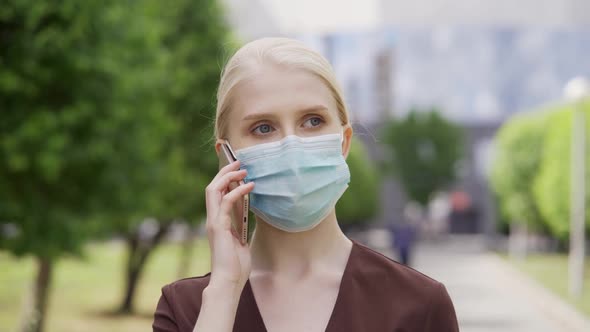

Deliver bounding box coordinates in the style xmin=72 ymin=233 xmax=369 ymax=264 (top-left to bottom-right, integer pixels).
xmin=336 ymin=137 xmax=380 ymax=229
xmin=381 ymin=109 xmax=464 ymax=207
xmin=0 ymin=0 xmax=231 ymax=330
xmin=490 ymin=112 xmax=549 ymax=234
xmin=490 ymin=101 xmax=590 ymax=241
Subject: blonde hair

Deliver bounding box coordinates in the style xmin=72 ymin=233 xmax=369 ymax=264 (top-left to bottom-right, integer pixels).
xmin=214 ymin=37 xmax=349 ymax=139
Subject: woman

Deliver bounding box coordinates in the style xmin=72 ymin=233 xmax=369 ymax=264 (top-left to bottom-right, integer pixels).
xmin=153 ymin=37 xmax=459 ymax=332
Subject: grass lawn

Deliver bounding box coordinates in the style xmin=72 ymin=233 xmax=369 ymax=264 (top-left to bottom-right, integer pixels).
xmin=504 ymin=253 xmax=590 ymax=317
xmin=0 ymin=238 xmax=211 ymax=332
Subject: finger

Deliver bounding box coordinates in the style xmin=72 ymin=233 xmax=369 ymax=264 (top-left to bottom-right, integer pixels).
xmin=207 ymin=182 xmax=253 ymax=237
xmin=206 ymin=169 xmax=247 ymax=211
xmin=210 ymin=169 xmax=248 ymax=193
xmin=219 ymin=182 xmax=255 ymax=217
xmin=211 ymin=160 xmax=240 ymax=183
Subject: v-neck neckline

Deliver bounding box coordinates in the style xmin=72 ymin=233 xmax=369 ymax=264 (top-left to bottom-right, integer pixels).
xmin=241 ymin=240 xmax=358 ymax=332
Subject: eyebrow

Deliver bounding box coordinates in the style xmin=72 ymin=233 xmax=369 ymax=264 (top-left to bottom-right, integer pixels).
xmin=242 ymin=105 xmax=329 ymax=121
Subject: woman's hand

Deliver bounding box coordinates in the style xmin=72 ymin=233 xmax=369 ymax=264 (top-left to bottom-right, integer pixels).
xmin=204 ymin=160 xmax=255 ymax=295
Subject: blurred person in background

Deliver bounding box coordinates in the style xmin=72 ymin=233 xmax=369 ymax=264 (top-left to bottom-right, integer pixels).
xmin=152 ymin=37 xmax=458 ymax=332
xmin=389 ymin=202 xmax=419 ymax=266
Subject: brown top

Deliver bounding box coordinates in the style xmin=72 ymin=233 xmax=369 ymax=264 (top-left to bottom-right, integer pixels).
xmin=153 ymin=240 xmax=459 ymax=332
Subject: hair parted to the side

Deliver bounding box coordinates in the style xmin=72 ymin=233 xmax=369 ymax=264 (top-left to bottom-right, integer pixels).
xmin=214 ymin=37 xmax=350 ymax=139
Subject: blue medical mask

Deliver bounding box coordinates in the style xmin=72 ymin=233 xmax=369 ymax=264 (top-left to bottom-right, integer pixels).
xmin=234 ymin=133 xmax=351 ymax=232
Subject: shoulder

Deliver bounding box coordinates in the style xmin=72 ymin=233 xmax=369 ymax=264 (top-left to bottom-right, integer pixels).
xmin=351 ymin=240 xmax=441 ymax=291
xmin=163 ymin=272 xmax=212 ymax=292
xmin=161 ymin=272 xmax=212 ymax=303
xmin=348 ymin=241 xmax=458 ymax=330
xmin=350 ymin=240 xmax=454 ymax=311
xmin=158 ymin=272 xmax=212 ymax=317
xmin=153 ymin=273 xmax=212 ymax=332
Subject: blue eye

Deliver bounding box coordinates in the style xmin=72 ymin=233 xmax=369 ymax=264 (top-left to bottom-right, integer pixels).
xmin=303 ymin=116 xmax=324 ymax=128
xmin=253 ymin=124 xmax=274 ymax=135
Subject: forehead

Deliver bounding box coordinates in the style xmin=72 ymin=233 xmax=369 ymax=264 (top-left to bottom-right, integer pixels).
xmin=230 ymin=64 xmax=338 ymax=119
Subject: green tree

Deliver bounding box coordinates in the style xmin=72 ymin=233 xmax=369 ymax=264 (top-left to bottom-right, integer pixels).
xmin=490 ymin=112 xmax=548 ymax=232
xmin=381 ymin=109 xmax=464 ymax=206
xmin=533 ymin=102 xmax=590 ymax=240
xmin=336 ymin=138 xmax=380 ymax=228
xmin=109 ymin=0 xmax=232 ymax=314
xmin=0 ymin=1 xmax=174 ymax=331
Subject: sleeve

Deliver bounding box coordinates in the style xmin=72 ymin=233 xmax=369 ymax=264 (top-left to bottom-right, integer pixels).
xmin=424 ymin=282 xmax=459 ymax=332
xmin=153 ymin=285 xmax=179 ymax=332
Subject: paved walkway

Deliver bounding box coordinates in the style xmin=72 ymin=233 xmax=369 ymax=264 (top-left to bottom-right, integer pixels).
xmin=361 ymin=231 xmax=590 ymax=332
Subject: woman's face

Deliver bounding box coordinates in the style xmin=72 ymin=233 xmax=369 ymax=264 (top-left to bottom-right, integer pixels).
xmin=219 ymin=64 xmax=352 ymax=154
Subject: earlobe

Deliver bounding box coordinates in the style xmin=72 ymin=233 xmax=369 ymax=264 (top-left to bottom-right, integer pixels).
xmin=342 ymin=124 xmax=353 ymax=159
xmin=214 ymin=139 xmax=223 ymax=155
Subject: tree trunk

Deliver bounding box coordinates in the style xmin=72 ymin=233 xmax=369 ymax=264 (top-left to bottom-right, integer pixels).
xmin=509 ymin=222 xmax=527 ymax=261
xmin=118 ymin=221 xmax=171 ymax=314
xmin=20 ymin=257 xmax=53 ymax=332
xmin=177 ymin=225 xmax=195 ymax=279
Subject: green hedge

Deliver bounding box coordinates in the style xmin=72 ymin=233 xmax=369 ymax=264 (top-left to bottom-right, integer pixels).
xmin=491 ymin=101 xmax=590 ymax=240
xmin=533 ymin=103 xmax=590 ymax=240
xmin=490 ymin=112 xmax=548 ymax=232
xmin=336 ymin=138 xmax=380 ymax=227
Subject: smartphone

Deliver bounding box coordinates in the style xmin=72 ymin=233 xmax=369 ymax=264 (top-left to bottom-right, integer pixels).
xmin=219 ymin=141 xmax=250 ymax=245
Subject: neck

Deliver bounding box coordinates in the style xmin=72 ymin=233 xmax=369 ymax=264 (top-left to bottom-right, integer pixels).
xmin=249 ymin=210 xmax=352 ymax=280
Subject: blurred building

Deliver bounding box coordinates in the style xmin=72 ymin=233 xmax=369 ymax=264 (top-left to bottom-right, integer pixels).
xmin=380 ymin=0 xmax=590 ymax=26
xmin=299 ymin=26 xmax=590 ymax=234
xmin=373 ymin=0 xmax=589 ymax=234
xmin=221 ymin=0 xmax=281 ymax=41
xmin=374 ymin=48 xmax=395 ymax=122
xmin=302 ymin=28 xmax=590 ymax=124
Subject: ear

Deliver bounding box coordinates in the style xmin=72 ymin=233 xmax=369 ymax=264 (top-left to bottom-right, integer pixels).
xmin=341 ymin=124 xmax=353 ymax=159
xmin=215 ymin=139 xmax=223 ymax=155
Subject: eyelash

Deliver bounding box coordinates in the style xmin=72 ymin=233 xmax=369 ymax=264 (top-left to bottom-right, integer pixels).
xmin=252 ymin=123 xmax=274 ymax=135
xmin=302 ymin=116 xmax=325 ymax=128
xmin=250 ymin=116 xmax=325 ymax=136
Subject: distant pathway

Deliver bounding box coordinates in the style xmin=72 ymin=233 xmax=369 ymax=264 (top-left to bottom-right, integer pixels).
xmin=359 ymin=231 xmax=589 ymax=332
